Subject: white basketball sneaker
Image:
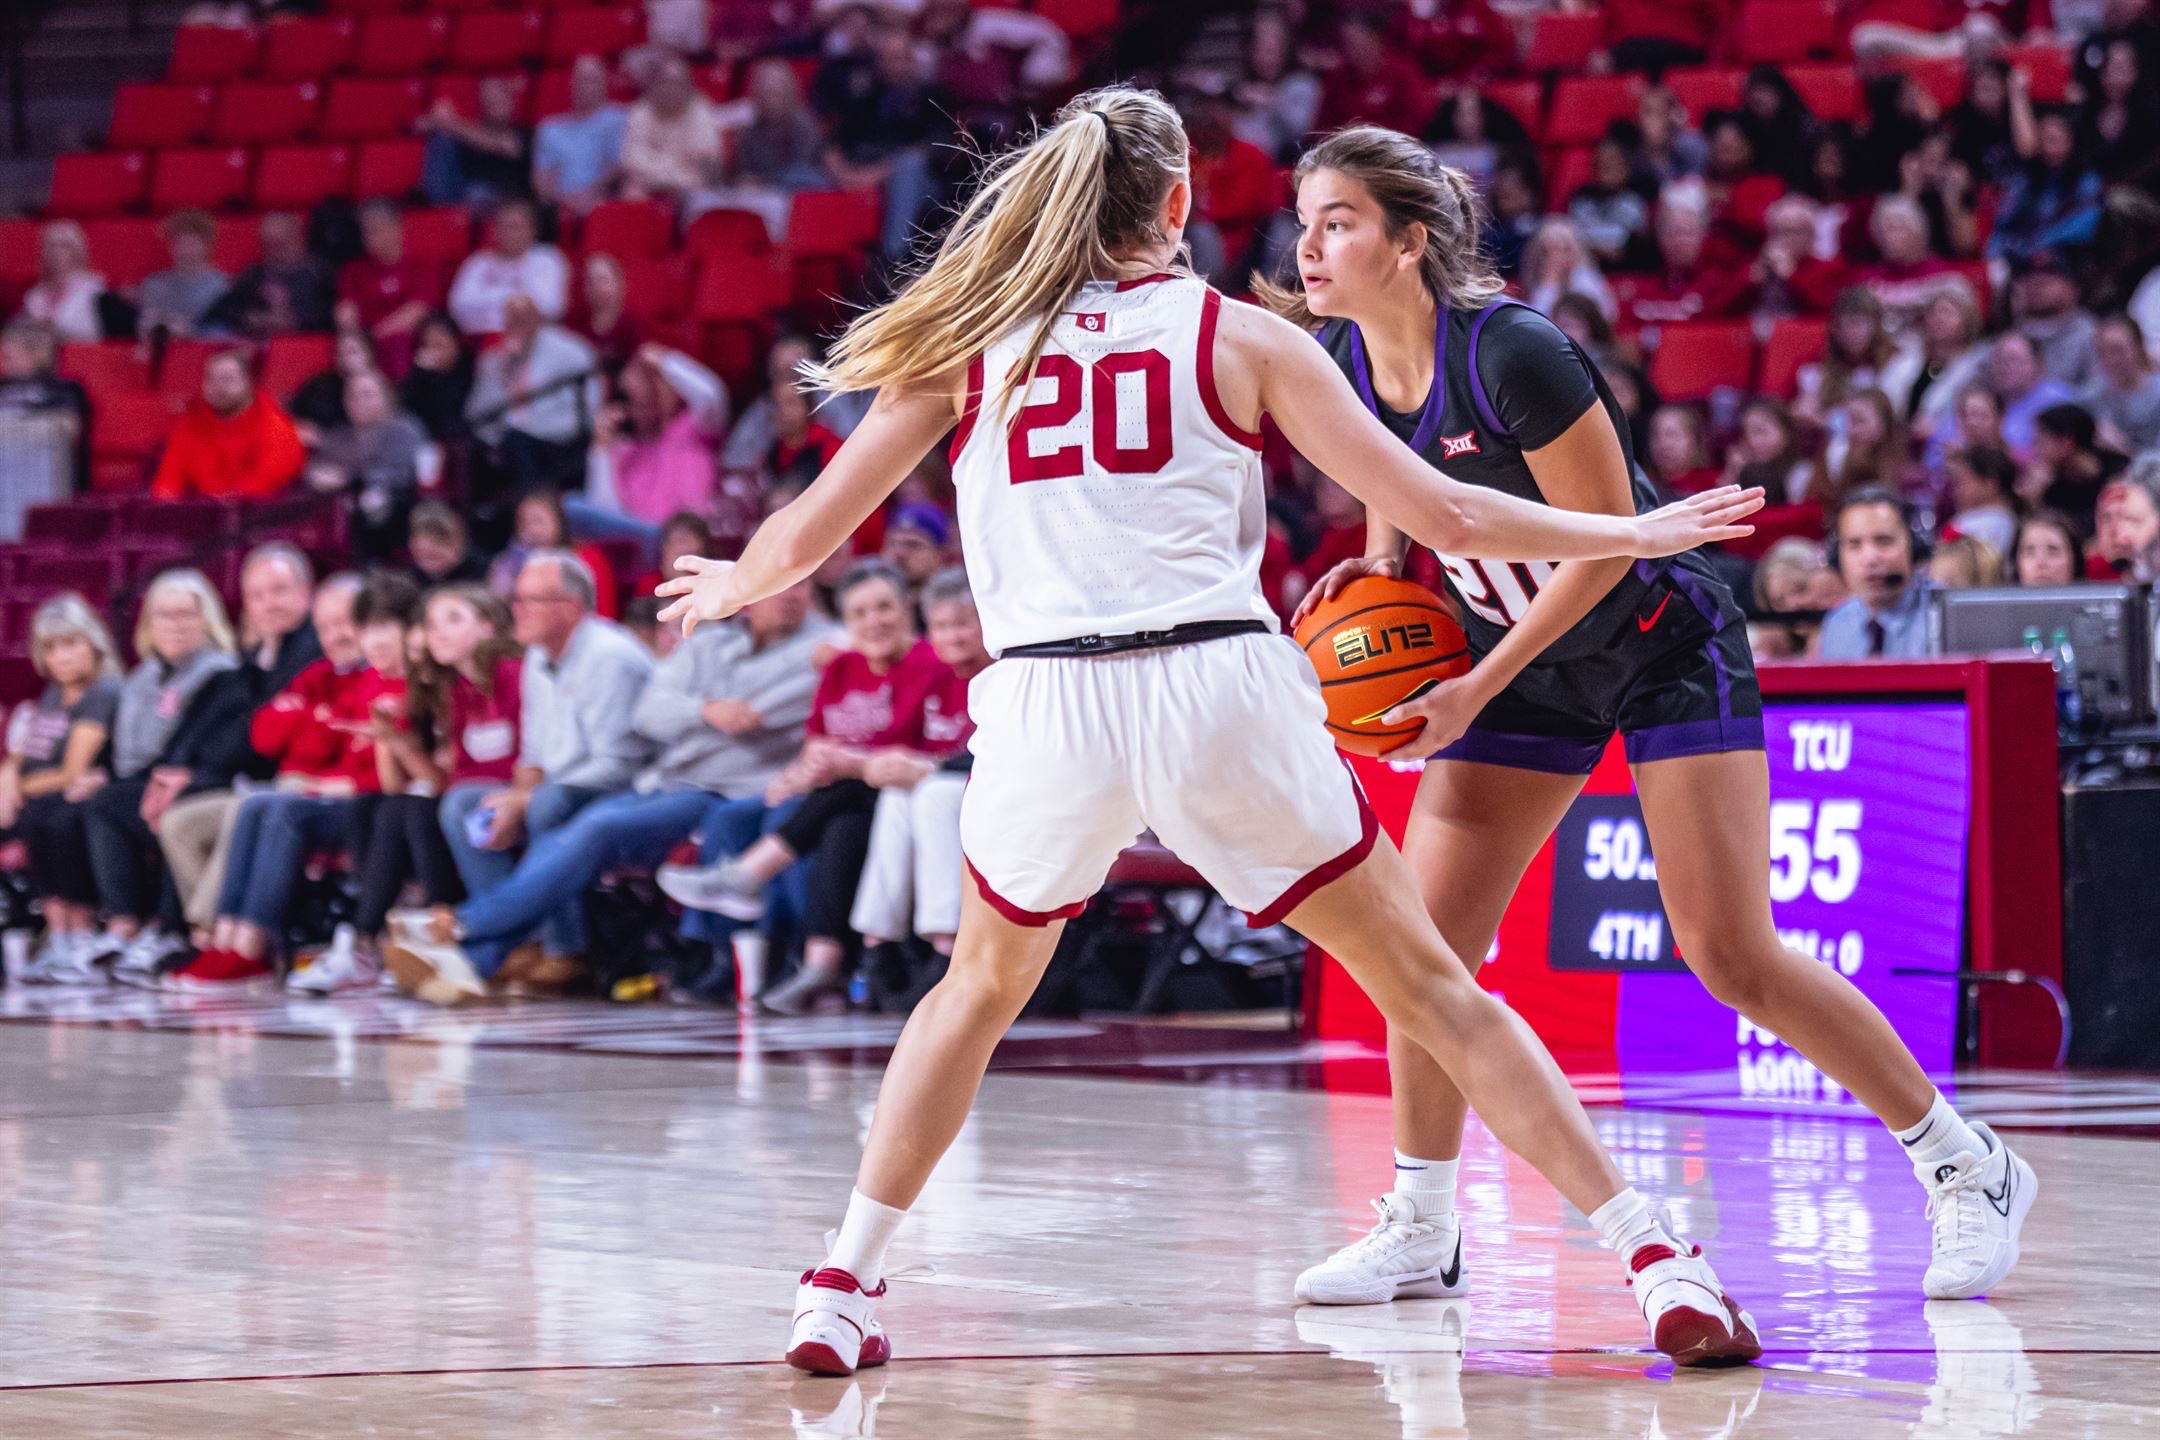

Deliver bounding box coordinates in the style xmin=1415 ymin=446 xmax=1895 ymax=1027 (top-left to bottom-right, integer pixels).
xmin=786 ymin=1267 xmax=892 ymax=1377
xmin=1917 ymin=1123 xmax=2036 ymax=1300
xmin=1294 ymin=1194 xmax=1468 ymax=1305
xmin=1626 ymin=1232 xmax=1762 ymax=1367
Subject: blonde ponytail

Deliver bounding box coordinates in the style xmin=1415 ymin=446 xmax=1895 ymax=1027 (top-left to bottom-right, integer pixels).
xmin=802 ymin=87 xmax=1191 ymax=405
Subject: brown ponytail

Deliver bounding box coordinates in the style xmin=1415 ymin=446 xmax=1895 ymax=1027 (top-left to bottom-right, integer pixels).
xmin=1255 ymin=126 xmax=1505 ymax=330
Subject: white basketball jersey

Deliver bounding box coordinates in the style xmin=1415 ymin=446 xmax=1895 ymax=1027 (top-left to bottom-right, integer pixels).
xmin=948 ymin=273 xmax=1275 ymax=656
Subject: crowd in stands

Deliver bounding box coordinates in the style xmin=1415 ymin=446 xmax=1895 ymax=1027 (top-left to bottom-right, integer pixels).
xmin=2 ymin=0 xmax=2159 ymax=1004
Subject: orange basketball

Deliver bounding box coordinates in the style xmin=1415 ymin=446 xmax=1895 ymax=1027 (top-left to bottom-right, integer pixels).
xmin=1294 ymin=576 xmax=1471 ymax=757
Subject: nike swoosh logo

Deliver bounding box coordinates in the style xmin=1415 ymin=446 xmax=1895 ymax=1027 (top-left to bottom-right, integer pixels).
xmin=1440 ymin=1235 xmax=1462 ymax=1289
xmin=1637 ymin=594 xmax=1673 ymax=633
xmin=1984 ymin=1164 xmax=2015 ymax=1217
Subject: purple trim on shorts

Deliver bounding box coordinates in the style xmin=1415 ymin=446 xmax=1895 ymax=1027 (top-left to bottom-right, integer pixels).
xmin=1436 ymin=726 xmax=1608 ymax=776
xmin=1665 ymin=568 xmax=1735 ymax=716
xmin=1623 ymin=716 xmax=1766 ymax=765
xmin=1465 ymin=298 xmax=1525 ymax=441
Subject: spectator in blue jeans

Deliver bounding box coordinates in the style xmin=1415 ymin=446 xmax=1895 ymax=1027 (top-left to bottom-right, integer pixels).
xmin=437 ymin=551 xmax=653 ymax=958
xmin=389 ymin=581 xmax=837 ymax=1004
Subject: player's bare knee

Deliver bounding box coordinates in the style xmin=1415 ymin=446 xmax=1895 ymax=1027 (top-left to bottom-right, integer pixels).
xmin=1682 ymin=939 xmax=1776 ymax=1014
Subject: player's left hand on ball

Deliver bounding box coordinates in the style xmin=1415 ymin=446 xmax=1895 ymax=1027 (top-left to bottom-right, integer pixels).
xmin=1633 ymin=486 xmax=1765 ymax=557
xmin=1379 ymin=671 xmax=1492 ymax=760
xmin=656 ymin=556 xmax=742 ymax=635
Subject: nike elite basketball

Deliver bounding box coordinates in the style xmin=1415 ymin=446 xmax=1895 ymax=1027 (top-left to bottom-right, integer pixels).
xmin=1294 ymin=576 xmax=1471 ymax=756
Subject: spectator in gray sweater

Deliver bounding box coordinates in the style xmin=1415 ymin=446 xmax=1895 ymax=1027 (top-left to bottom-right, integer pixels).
xmin=137 ymin=211 xmax=228 ymax=340
xmin=306 ymin=370 xmax=435 ymax=562
xmin=385 ymin=580 xmax=836 ymax=1000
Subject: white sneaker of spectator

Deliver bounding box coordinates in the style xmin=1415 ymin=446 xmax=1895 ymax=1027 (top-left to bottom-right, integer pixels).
xmin=23 ymin=931 xmax=106 ymax=987
xmin=107 ymin=929 xmax=188 ymax=989
xmin=287 ymin=925 xmax=380 ymax=996
xmin=656 ymin=858 xmax=767 ymax=922
xmin=383 ymin=935 xmax=489 ymax=1007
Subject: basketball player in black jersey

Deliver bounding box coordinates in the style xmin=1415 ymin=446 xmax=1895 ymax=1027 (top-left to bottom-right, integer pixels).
xmin=1267 ymin=128 xmax=2035 ymax=1310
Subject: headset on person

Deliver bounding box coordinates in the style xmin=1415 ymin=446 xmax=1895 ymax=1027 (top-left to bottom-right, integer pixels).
xmin=1828 ymin=484 xmax=1931 ymax=587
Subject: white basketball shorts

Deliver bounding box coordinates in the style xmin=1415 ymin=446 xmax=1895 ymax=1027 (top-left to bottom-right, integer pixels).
xmin=959 ymin=631 xmax=1377 ymax=927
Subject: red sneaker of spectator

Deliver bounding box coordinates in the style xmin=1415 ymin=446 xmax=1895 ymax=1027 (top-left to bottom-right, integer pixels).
xmin=164 ymin=949 xmax=275 ymax=992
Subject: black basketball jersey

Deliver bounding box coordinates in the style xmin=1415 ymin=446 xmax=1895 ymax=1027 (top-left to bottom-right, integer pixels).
xmin=1318 ymin=300 xmax=1687 ymax=663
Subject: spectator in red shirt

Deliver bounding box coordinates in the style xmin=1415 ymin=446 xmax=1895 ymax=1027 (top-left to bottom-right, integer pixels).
xmin=767 ymin=378 xmax=845 ymax=487
xmin=150 ymin=350 xmax=307 ymax=500
xmin=848 ymin=565 xmax=990 ymax=959
xmin=1613 ymin=195 xmax=1752 ymax=329
xmin=337 ymin=202 xmax=445 ymax=378
xmin=658 ymin=559 xmax=947 ymax=1014
xmin=1647 ymin=404 xmax=1722 ymax=494
xmin=1316 ymin=13 xmax=1431 ymax=134
xmin=1181 ymin=80 xmax=1280 ymax=289
xmin=175 ymin=572 xmax=419 ymax=989
xmin=1854 ymin=194 xmax=1965 ymax=334
xmin=1403 ymin=0 xmax=1513 ymax=78
xmin=1750 ymin=195 xmax=1849 ymax=321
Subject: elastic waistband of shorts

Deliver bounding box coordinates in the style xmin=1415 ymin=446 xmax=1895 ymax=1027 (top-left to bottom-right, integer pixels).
xmin=999 ymin=619 xmax=1272 ymax=660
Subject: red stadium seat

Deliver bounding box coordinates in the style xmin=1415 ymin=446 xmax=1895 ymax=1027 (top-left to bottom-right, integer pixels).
xmin=1544 ymin=75 xmax=1645 ymax=147
xmin=0 ymin=221 xmax=36 ymax=289
xmin=2002 ymin=42 xmax=2072 ymax=103
xmin=1522 ymin=11 xmax=1605 ymax=71
xmin=1730 ymin=1 xmax=1838 ymax=62
xmin=449 ymin=10 xmax=545 ymax=71
xmin=209 ymin=220 xmax=263 ymax=275
xmin=786 ymin=190 xmax=882 ymax=258
xmin=614 ymin=255 xmax=691 ymax=323
xmin=579 ymin=199 xmax=674 ymax=260
xmin=351 ymin=138 xmax=426 ymax=199
xmin=47 ymin=152 xmax=150 ymax=217
xmin=401 ymin=207 xmax=473 ymax=264
xmin=1758 ymin=316 xmax=1829 ymax=397
xmin=19 ymin=552 xmax=122 ymax=597
xmin=543 ymin=6 xmax=643 ymax=62
xmin=1542 ymin=145 xmax=1596 ymax=209
xmin=150 ymin=148 xmax=254 ymax=211
xmin=159 ymin=339 xmax=218 ymax=406
xmin=210 ymin=80 xmax=324 ymax=146
xmin=1032 ymin=0 xmax=1121 ymax=39
xmin=531 ymin=66 xmax=578 ymax=119
xmin=91 ymin=391 xmax=181 ymax=488
xmin=253 ymin=143 xmax=354 ymax=210
xmin=321 ymin=77 xmax=428 ymax=141
xmin=167 ymin=25 xmax=258 ymax=82
xmin=80 ymin=218 xmax=166 ymax=288
xmin=1663 ymin=68 xmax=1745 ymax=121
xmin=57 ymin=342 xmax=152 ymax=405
xmin=122 ymin=494 xmax=233 ymax=540
xmin=692 ymin=254 xmax=788 ymax=322
xmin=1785 ymin=64 xmax=1861 ymax=122
xmin=1891 ymin=56 xmax=1966 ymax=111
xmin=684 ymin=206 xmax=773 ymax=261
xmin=22 ymin=504 xmax=116 ymax=547
xmin=1483 ymin=79 xmax=1544 ymax=141
xmin=258 ymin=16 xmax=356 ymax=79
xmin=352 ymin=14 xmax=451 ymax=75
xmin=1650 ymin=321 xmax=1757 ymax=401
xmin=108 ymin=83 xmax=217 ymax=149
xmin=262 ymin=334 xmax=334 ymax=401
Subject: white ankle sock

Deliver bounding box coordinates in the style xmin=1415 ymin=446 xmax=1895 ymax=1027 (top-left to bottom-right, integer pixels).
xmin=1589 ymin=1187 xmax=1671 ymax=1261
xmin=1894 ymin=1091 xmax=1989 ymax=1169
xmin=1391 ymin=1151 xmax=1459 ymax=1220
xmin=826 ymin=1188 xmax=907 ymax=1287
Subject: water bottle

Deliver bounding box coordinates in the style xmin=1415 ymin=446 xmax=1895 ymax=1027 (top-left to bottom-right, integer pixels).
xmin=2049 ymin=627 xmax=2082 ymax=728
xmin=2022 ymin=625 xmax=2045 ymax=657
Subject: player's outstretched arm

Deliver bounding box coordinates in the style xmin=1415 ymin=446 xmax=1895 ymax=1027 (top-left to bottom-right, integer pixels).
xmin=658 ymin=378 xmax=961 ymax=633
xmin=1223 ymin=304 xmax=1763 ymax=561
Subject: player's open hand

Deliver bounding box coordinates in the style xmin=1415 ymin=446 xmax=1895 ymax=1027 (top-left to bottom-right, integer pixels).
xmin=1377 ymin=670 xmax=1494 ymax=760
xmin=1289 ymin=554 xmax=1400 ymax=631
xmin=1632 ymin=486 xmax=1764 ymax=558
xmin=656 ymin=556 xmax=743 ymax=636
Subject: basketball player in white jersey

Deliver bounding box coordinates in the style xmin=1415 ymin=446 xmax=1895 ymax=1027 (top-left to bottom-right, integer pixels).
xmin=651 ymin=89 xmax=1770 ymax=1373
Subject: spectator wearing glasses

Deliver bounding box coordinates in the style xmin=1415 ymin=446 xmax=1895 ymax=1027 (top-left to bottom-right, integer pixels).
xmin=433 ymin=551 xmax=653 ymax=957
